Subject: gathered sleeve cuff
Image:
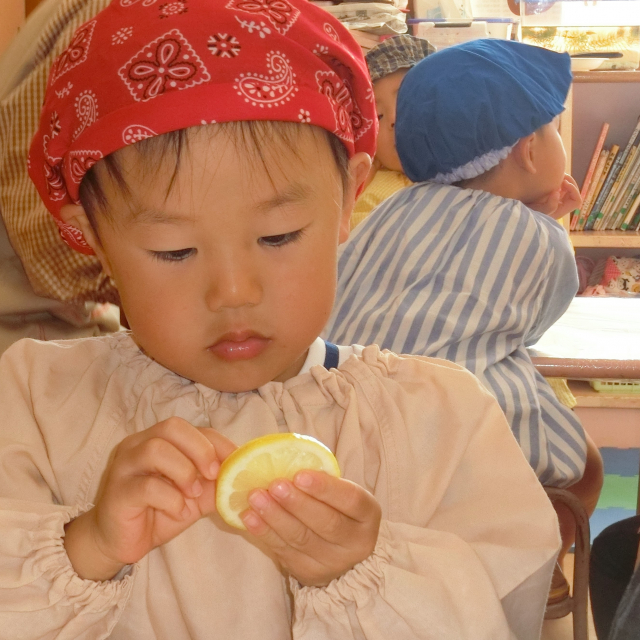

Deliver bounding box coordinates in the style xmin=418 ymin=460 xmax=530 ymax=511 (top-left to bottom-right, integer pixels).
xmin=0 ymin=499 xmax=135 ymax=639
xmin=291 ymin=520 xmax=516 ymax=640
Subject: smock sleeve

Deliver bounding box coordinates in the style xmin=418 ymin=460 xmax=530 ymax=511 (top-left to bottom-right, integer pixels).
xmin=289 ymin=350 xmax=561 ymax=640
xmin=524 ymin=211 xmax=578 ymax=346
xmin=0 ymin=340 xmax=135 ymax=639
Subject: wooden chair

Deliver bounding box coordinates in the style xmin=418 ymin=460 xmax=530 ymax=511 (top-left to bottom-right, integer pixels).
xmin=544 ymin=487 xmax=591 ymax=640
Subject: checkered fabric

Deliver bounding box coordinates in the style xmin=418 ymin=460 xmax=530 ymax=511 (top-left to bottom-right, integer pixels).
xmin=0 ymin=0 xmax=117 ymax=304
xmin=365 ymin=34 xmax=435 ymax=83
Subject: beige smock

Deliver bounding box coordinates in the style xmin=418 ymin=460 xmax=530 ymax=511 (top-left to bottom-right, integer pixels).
xmin=0 ymin=333 xmax=560 ymax=639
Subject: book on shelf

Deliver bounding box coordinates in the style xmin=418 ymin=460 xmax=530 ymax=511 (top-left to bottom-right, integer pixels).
xmin=607 ymin=152 xmax=640 ymax=230
xmin=573 ymin=150 xmax=609 ymax=231
xmin=571 ymin=122 xmax=609 ymax=231
xmin=580 ymin=123 xmax=610 ymax=200
xmin=578 ymin=146 xmax=618 ymax=231
xmin=582 ymin=146 xmax=618 ymax=231
xmin=619 ymin=185 xmax=640 ymax=230
xmin=584 ymin=116 xmax=640 ymax=231
xmin=626 ymin=191 xmax=640 ymax=231
xmin=596 ymin=145 xmax=639 ymax=230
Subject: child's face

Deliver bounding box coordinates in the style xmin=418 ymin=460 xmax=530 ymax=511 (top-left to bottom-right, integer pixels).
xmin=373 ymin=68 xmax=408 ymax=173
xmin=68 ymin=126 xmax=368 ymax=392
xmin=530 ymin=116 xmax=566 ymax=199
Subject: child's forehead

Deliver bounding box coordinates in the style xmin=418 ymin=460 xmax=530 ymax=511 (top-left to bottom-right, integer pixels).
xmin=101 ymin=123 xmax=343 ymax=217
xmin=117 ymin=122 xmax=338 ymax=177
xmin=373 ymin=68 xmax=409 ymax=95
xmin=29 ymin=0 xmax=377 ymax=255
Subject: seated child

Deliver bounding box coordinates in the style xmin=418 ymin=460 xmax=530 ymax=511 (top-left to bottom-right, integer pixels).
xmin=350 ymin=34 xmax=434 ymax=229
xmin=325 ymin=39 xmax=603 ymax=572
xmin=0 ymin=8 xmax=560 ymax=639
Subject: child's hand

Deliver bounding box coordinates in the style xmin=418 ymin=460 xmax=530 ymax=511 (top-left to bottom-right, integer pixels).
xmin=525 ymin=174 xmax=582 ymax=220
xmin=64 ymin=418 xmax=237 ymax=581
xmin=241 ymin=470 xmax=382 ymax=587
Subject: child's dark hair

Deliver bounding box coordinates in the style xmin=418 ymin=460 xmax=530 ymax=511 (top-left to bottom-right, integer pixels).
xmin=79 ymin=121 xmax=350 ymax=230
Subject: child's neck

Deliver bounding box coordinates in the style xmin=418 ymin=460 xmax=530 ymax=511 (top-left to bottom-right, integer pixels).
xmin=456 ymin=158 xmax=535 ymax=204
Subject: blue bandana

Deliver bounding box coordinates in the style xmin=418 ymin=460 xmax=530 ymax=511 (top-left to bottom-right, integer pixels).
xmin=395 ymin=39 xmax=571 ymax=184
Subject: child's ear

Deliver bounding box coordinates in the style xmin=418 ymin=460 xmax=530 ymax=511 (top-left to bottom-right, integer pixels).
xmin=339 ymin=152 xmax=372 ymax=243
xmin=59 ymin=204 xmax=114 ymax=277
xmin=512 ymin=133 xmax=537 ymax=175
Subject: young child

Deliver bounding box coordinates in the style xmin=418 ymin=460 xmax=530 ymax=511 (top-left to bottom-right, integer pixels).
xmin=325 ymin=39 xmax=603 ymax=579
xmin=0 ymin=7 xmax=560 ymax=638
xmin=350 ymin=34 xmax=434 ymax=229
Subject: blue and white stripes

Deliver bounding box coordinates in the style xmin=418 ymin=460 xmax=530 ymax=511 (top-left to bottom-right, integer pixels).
xmin=325 ymin=182 xmax=586 ymax=487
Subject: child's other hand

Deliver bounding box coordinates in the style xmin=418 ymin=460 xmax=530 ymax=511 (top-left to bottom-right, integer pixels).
xmin=526 ymin=174 xmax=582 ymax=220
xmin=241 ymin=471 xmax=382 ymax=587
xmin=64 ymin=418 xmax=237 ymax=581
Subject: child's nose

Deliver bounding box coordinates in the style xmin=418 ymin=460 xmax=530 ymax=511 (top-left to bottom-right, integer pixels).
xmin=204 ymin=256 xmax=262 ymax=311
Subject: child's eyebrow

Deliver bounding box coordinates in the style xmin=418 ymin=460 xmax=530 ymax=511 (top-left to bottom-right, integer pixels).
xmin=127 ymin=208 xmax=189 ymax=225
xmin=255 ymin=183 xmax=313 ymax=214
xmin=127 ymin=184 xmax=313 ymax=224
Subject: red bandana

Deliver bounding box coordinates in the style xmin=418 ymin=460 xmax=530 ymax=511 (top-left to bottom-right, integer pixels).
xmin=28 ymin=0 xmax=377 ymax=254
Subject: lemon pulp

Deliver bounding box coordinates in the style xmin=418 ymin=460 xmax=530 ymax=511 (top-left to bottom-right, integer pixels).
xmin=216 ymin=433 xmax=340 ymax=529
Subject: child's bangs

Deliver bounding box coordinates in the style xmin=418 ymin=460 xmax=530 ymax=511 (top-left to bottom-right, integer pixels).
xmin=79 ymin=122 xmax=349 ymax=229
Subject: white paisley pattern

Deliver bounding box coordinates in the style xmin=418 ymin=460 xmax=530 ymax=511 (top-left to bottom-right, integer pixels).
xmin=66 ymin=150 xmax=103 ymax=184
xmin=122 ymin=124 xmax=159 ymax=144
xmin=234 ymin=50 xmax=297 ymax=107
xmin=323 ymin=22 xmax=339 ymax=42
xmin=73 ymin=90 xmax=98 ymax=141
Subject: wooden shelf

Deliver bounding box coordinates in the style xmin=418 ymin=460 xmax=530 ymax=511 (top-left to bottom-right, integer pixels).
xmin=573 ymin=71 xmax=640 ymax=84
xmin=569 ymin=380 xmax=640 ymax=408
xmin=570 ymin=230 xmax=640 ymax=248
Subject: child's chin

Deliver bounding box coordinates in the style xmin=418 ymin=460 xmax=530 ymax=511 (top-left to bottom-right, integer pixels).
xmin=196 ymin=369 xmax=275 ymax=394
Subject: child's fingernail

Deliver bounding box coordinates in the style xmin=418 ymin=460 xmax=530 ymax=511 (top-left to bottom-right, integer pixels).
xmin=294 ymin=472 xmax=313 ymax=488
xmin=191 ymin=480 xmax=203 ymax=497
xmin=242 ymin=511 xmax=260 ymax=529
xmin=249 ymin=490 xmax=269 ymax=511
xmin=270 ymin=480 xmax=289 ymax=499
xmin=209 ymin=461 xmax=220 ymax=479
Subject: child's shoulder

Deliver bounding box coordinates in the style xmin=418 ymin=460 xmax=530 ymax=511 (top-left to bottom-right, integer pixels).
xmin=323 ymin=345 xmax=510 ymax=466
xmin=0 ymin=332 xmax=143 ymax=388
xmin=338 ymin=344 xmax=496 ymax=412
xmin=2 ymin=331 xmax=132 ymax=361
xmin=377 ymin=182 xmax=563 ymax=239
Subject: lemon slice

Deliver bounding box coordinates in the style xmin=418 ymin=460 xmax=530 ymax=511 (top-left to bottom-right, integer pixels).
xmin=216 ymin=433 xmax=341 ymax=529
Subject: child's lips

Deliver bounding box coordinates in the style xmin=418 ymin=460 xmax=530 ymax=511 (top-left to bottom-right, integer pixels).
xmin=208 ymin=331 xmax=270 ymax=361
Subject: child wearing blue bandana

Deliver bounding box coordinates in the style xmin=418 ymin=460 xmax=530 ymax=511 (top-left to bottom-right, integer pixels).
xmin=325 ymin=39 xmax=603 ymax=591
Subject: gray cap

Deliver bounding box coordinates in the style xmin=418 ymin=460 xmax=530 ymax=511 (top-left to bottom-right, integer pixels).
xmin=365 ymin=34 xmax=436 ymax=83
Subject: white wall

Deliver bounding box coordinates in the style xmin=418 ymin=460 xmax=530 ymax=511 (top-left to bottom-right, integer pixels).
xmin=572 ymin=82 xmax=640 ymax=190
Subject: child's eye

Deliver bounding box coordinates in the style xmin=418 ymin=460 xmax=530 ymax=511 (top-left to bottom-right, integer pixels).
xmin=150 ymin=248 xmax=196 ymax=262
xmin=259 ymin=230 xmax=304 ymax=247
